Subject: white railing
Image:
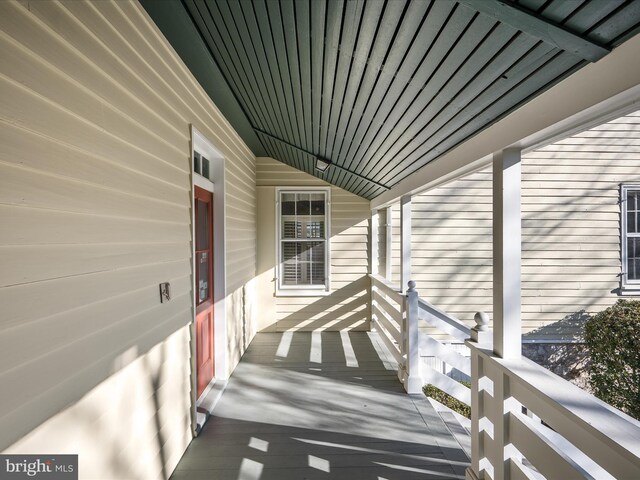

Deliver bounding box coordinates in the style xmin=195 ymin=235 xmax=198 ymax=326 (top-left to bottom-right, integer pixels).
xmin=418 ymin=297 xmax=472 ymax=405
xmin=370 ymin=275 xmax=472 ymax=398
xmin=466 ymin=317 xmax=640 ymax=480
xmin=371 ymin=275 xmax=640 ymax=478
xmin=369 ymin=274 xmax=411 ymax=387
xmin=369 ymin=274 xmax=421 ymax=392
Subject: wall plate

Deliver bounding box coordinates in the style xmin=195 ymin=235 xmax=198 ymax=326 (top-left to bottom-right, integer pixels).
xmin=159 ymin=282 xmax=171 ymax=303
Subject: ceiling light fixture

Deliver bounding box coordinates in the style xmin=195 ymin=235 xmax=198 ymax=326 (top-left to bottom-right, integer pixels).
xmin=315 ymin=157 xmax=331 ymax=173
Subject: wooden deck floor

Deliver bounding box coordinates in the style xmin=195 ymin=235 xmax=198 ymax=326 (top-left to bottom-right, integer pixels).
xmin=170 ymin=332 xmax=469 ymax=479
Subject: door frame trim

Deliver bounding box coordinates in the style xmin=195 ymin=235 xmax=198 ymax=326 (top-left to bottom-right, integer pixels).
xmin=190 ymin=126 xmax=227 ymax=431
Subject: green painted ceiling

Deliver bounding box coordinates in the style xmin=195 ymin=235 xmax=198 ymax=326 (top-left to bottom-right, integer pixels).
xmin=142 ymin=0 xmax=640 ymax=199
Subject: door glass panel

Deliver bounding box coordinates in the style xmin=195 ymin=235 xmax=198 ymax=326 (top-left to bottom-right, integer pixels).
xmin=197 ymin=251 xmax=209 ymax=304
xmin=196 ymin=199 xmax=209 ymax=250
xmin=202 ymin=314 xmax=211 ymax=362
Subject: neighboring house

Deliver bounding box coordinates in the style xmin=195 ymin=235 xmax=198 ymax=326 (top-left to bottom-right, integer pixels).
xmin=381 ymin=109 xmax=640 ymax=384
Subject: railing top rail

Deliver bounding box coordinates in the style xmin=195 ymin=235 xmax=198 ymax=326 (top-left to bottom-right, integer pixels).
xmin=470 ymin=343 xmax=640 ymax=469
xmin=418 ymin=297 xmax=471 ymax=339
xmin=368 ymin=273 xmax=401 ymax=292
xmin=369 ymin=274 xmax=404 ymax=305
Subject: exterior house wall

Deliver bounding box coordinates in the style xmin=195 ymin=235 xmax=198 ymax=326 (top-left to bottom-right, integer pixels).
xmin=256 ymin=158 xmax=370 ymax=332
xmin=386 ymin=110 xmax=640 ymax=341
xmin=0 ymin=1 xmax=256 ymax=477
xmin=390 ymin=172 xmax=493 ymax=328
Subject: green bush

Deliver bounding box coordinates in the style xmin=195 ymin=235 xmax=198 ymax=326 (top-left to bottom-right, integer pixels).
xmin=424 ymin=381 xmax=471 ymax=419
xmin=585 ymin=299 xmax=640 ymax=420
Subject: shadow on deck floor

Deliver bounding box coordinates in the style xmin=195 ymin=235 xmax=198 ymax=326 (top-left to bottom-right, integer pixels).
xmin=171 ymin=331 xmax=469 ymax=479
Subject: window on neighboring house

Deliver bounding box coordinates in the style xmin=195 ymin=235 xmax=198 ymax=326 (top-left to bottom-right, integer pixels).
xmin=622 ymin=185 xmax=640 ymax=291
xmin=277 ymin=188 xmax=330 ymax=294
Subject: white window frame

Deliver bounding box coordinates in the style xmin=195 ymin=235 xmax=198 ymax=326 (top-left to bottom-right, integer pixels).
xmin=621 ymin=184 xmax=640 ymax=292
xmin=276 ymin=187 xmax=331 ymax=296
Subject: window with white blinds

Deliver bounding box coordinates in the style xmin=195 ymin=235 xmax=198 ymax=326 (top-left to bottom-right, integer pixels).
xmin=622 ymin=185 xmax=640 ymax=290
xmin=277 ymin=189 xmax=330 ymax=293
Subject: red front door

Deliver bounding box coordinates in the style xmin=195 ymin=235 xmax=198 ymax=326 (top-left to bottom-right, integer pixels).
xmin=195 ymin=186 xmax=214 ymax=398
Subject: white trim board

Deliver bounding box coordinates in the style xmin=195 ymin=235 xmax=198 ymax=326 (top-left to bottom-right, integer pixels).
xmin=190 ymin=125 xmax=228 ymax=435
xmin=193 ymin=173 xmax=214 ymax=192
xmin=191 ymin=126 xmax=227 ymax=381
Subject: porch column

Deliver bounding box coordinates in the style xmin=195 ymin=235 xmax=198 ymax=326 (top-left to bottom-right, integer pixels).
xmin=385 ymin=206 xmax=393 ymax=280
xmin=492 ymin=149 xmax=522 ymax=359
xmin=370 ymin=209 xmax=379 ymax=275
xmin=400 ymin=195 xmax=412 ymax=290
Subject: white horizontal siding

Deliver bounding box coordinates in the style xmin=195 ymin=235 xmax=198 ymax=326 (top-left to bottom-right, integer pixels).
xmin=0 ymin=1 xmax=256 ymax=477
xmin=399 ymin=110 xmax=640 ymax=341
xmin=409 ymin=170 xmax=493 ymax=339
xmin=256 ymin=158 xmax=371 ymax=331
xmin=5 ymin=327 xmax=193 ymax=480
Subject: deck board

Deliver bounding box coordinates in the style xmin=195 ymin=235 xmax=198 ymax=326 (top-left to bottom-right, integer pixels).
xmin=171 ymin=332 xmax=469 ymax=479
